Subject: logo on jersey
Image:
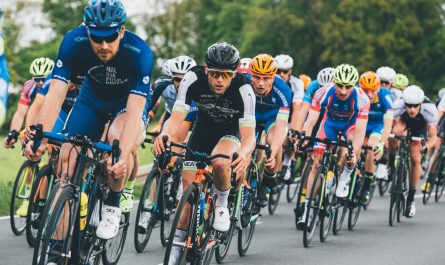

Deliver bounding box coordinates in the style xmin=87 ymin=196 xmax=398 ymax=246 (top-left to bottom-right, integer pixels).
xmin=57 ymin=60 xmax=63 ymax=68
xmin=143 ymin=76 xmax=150 ymax=84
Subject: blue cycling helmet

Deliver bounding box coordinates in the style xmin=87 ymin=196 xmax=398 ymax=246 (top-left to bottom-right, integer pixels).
xmin=83 ymin=0 xmax=126 ymax=36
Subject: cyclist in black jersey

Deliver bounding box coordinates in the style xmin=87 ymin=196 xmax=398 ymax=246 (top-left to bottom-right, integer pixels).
xmin=153 ymin=42 xmax=256 ymax=265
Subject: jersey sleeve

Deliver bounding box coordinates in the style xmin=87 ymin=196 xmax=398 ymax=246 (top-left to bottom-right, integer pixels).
xmin=303 ymin=81 xmax=319 ymax=103
xmin=52 ymin=31 xmax=77 ymax=84
xmin=129 ymin=44 xmax=155 ymax=104
xmin=37 ymin=74 xmax=52 ymax=97
xmin=18 ymin=81 xmax=32 ymax=106
xmin=238 ymin=84 xmax=256 ymax=128
xmin=356 ymin=89 xmax=370 ymax=120
xmin=310 ymin=85 xmax=328 ymax=112
xmin=173 ymin=71 xmax=198 ymax=115
xmin=421 ymin=103 xmax=439 ymax=126
xmin=276 ymin=81 xmax=292 ymax=121
xmin=149 ymin=79 xmax=170 ymax=111
xmin=392 ymin=99 xmax=405 ymax=118
xmin=291 ymin=78 xmax=305 ymax=105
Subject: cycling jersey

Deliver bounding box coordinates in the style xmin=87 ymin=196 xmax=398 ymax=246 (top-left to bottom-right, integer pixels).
xmin=287 ymin=75 xmax=304 ymax=105
xmin=149 ymin=76 xmax=173 ymax=111
xmin=18 ymin=79 xmax=38 ymax=106
xmin=54 ymin=25 xmax=155 ymax=141
xmin=393 ymin=98 xmax=438 ymax=137
xmin=247 ymin=74 xmax=292 ymax=133
xmin=391 ymin=87 xmax=403 ymax=100
xmin=38 ymin=73 xmax=82 ymax=114
xmin=303 ymin=80 xmax=321 ymax=104
xmin=437 ymin=95 xmax=445 ymax=113
xmin=366 ymin=88 xmax=394 ymax=136
xmin=312 ymin=84 xmax=370 ymax=143
xmin=174 ymin=66 xmax=255 ymax=160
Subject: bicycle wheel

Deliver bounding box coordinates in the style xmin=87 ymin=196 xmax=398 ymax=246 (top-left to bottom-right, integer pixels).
xmin=238 ymin=164 xmax=259 ymax=256
xmin=435 ymin=157 xmax=445 ymax=202
xmin=164 ymin=183 xmax=199 ymax=265
xmin=286 ymin=160 xmax=301 ymax=203
xmin=303 ymin=167 xmax=323 ymax=248
xmin=32 ymin=185 xmax=76 ymax=265
xmin=378 ymin=179 xmax=390 ymax=196
xmin=347 ymin=201 xmax=362 ymax=231
xmin=363 ymin=180 xmax=376 ymax=210
xmin=80 ymin=193 xmax=103 ymax=265
xmin=423 ymin=157 xmax=439 ymax=204
xmin=10 ymin=161 xmax=38 ymax=236
xmin=161 ymin=173 xmax=177 ymax=247
xmin=389 ymin=166 xmax=401 ymax=226
xmin=134 ymin=168 xmax=159 ymax=252
xmin=294 ymin=159 xmax=312 ymax=228
xmin=102 ymin=212 xmax=130 ymax=265
xmin=319 ymin=174 xmax=336 ymax=242
xmin=332 ymin=200 xmax=347 ymax=235
xmin=268 ymin=183 xmax=283 ymax=215
xmin=26 ymin=165 xmax=53 ymax=247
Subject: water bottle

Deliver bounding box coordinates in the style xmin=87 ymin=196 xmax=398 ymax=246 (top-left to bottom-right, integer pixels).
xmin=198 ymin=191 xmax=206 ymax=235
xmin=326 ymin=171 xmax=334 ymax=194
xmin=80 ymin=192 xmax=88 ymax=231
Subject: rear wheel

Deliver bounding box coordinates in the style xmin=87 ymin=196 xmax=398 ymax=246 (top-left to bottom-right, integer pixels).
xmin=286 ymin=160 xmax=301 ymax=203
xmin=10 ymin=161 xmax=38 ymax=236
xmin=268 ymin=184 xmax=282 ymax=215
xmin=303 ymin=167 xmax=323 ymax=248
xmin=378 ymin=179 xmax=390 ymax=196
xmin=320 ymin=173 xmax=336 ymax=242
xmin=102 ymin=212 xmax=130 ymax=265
xmin=332 ymin=201 xmax=347 ymax=235
xmin=294 ymin=159 xmax=312 ymax=228
xmin=215 ymin=193 xmax=237 ymax=263
xmin=134 ymin=168 xmax=159 ymax=252
xmin=347 ymin=202 xmax=362 ymax=231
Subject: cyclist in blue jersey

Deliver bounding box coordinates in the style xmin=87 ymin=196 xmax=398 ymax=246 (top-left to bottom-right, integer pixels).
xmin=358 ymin=71 xmax=394 ymax=202
xmin=25 ymin=0 xmax=154 ymax=240
xmin=296 ymin=64 xmax=370 ymax=229
xmin=248 ymin=54 xmax=292 ymax=207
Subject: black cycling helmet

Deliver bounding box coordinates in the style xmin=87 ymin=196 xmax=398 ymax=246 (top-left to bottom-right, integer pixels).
xmin=83 ymin=0 xmax=126 ymax=29
xmin=205 ymin=42 xmax=240 ymax=71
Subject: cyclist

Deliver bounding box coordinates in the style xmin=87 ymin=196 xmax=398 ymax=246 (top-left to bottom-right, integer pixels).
xmin=376 ymin=66 xmax=399 ymax=99
xmin=296 ymin=64 xmax=370 ymax=229
xmin=248 ymin=54 xmax=292 ymax=207
xmin=358 ymin=71 xmax=394 ymax=202
xmin=4 ymin=57 xmax=54 ymax=148
xmin=153 ymin=42 xmax=256 ymax=265
xmin=390 ymin=85 xmax=438 ymax=217
xmin=237 ymin=57 xmax=251 ymax=74
xmin=392 ymin=73 xmax=409 ymax=91
xmin=274 ymin=54 xmax=304 ymax=180
xmin=25 ymin=0 xmax=154 ymax=240
xmin=299 ymin=74 xmax=311 ymax=91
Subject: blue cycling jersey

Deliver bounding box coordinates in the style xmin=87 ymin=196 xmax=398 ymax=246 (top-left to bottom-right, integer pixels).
xmin=53 ymin=25 xmax=154 ymax=102
xmin=303 ymin=80 xmax=321 ymax=103
xmin=38 ymin=73 xmax=81 ymax=114
xmin=54 ymin=25 xmax=155 ymax=141
xmin=247 ymin=74 xmax=292 ymax=132
xmin=367 ymin=88 xmax=394 ymax=125
xmin=162 ymin=84 xmax=177 ymax=114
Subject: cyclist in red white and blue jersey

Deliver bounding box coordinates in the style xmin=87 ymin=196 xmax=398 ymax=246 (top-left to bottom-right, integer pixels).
xmin=248 ymin=54 xmax=292 ymax=207
xmin=296 ymin=64 xmax=370 ymax=229
xmin=25 ymin=0 xmax=154 ymax=241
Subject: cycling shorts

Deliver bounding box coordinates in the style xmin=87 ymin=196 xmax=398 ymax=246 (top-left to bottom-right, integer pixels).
xmin=314 ymin=119 xmax=355 ymax=153
xmin=366 ymin=122 xmax=384 ymax=137
xmin=51 ymin=110 xmax=68 ymax=134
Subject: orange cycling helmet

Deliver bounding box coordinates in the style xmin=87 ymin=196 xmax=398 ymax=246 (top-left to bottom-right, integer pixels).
xmin=250 ymin=54 xmax=277 ymax=75
xmin=359 ymin=71 xmax=380 ymax=91
xmin=299 ymin=74 xmax=311 ymax=90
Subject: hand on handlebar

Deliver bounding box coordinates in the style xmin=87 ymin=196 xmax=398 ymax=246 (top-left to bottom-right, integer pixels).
xmin=230 ymin=152 xmax=248 ymax=175
xmin=24 ymin=140 xmax=46 ymax=161
xmin=107 ymin=158 xmax=127 ymax=180
xmin=153 ymin=133 xmax=171 ymax=155
xmin=345 ymin=150 xmax=357 ymax=168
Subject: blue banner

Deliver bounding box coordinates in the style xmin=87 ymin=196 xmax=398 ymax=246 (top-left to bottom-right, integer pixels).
xmin=0 ymin=11 xmax=9 ymax=126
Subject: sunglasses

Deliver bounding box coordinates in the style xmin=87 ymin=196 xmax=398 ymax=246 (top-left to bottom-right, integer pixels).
xmin=277 ymin=69 xmax=290 ymax=74
xmin=406 ymin=103 xmax=420 ymax=109
xmin=208 ymin=69 xmax=236 ymax=79
xmin=335 ymin=83 xmax=354 ymax=89
xmin=172 ymin=76 xmax=183 ymax=83
xmin=380 ymin=80 xmax=391 ymax=86
xmin=34 ymin=77 xmax=46 ymax=83
xmin=88 ymin=29 xmax=121 ymax=44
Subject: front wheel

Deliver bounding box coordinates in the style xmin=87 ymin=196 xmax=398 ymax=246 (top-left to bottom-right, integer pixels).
xmin=102 ymin=212 xmax=130 ymax=265
xmin=378 ymin=179 xmax=390 ymax=196
xmin=347 ymin=201 xmax=361 ymax=231
xmin=303 ymin=167 xmax=323 ymax=248
xmin=268 ymin=184 xmax=283 ymax=215
xmin=332 ymin=201 xmax=347 ymax=235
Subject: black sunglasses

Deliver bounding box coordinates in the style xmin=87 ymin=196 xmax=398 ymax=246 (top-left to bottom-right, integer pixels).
xmin=89 ymin=30 xmax=120 ymax=44
xmin=173 ymin=76 xmax=183 ymax=83
xmin=335 ymin=83 xmax=354 ymax=89
xmin=406 ymin=103 xmax=420 ymax=109
xmin=380 ymin=80 xmax=391 ymax=85
xmin=34 ymin=77 xmax=46 ymax=83
xmin=277 ymin=69 xmax=290 ymax=74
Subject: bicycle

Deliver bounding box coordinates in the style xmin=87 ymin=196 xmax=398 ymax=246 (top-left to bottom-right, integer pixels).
xmin=285 ymin=152 xmax=305 ymax=203
xmin=422 ymin=136 xmax=445 ymax=204
xmin=296 ymin=131 xmax=353 ymax=247
xmin=215 ymin=140 xmax=270 ymax=262
xmin=134 ymin=134 xmax=182 ymax=252
xmin=26 ymin=141 xmax=61 ymax=247
xmin=163 ymin=136 xmax=237 ymax=265
xmin=31 ymin=127 xmax=128 ymax=265
xmin=388 ymin=133 xmax=423 ymax=227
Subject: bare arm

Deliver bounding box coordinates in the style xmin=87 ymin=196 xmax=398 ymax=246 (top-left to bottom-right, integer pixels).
xmin=296 ymin=102 xmax=311 ymax=132
xmin=37 ymin=79 xmax=68 ymax=133
xmin=25 ymin=94 xmax=45 ymax=127
xmin=352 ymin=118 xmax=368 ymax=157
xmin=381 ymin=112 xmax=393 ymax=144
xmin=238 ymin=126 xmax=256 ymax=158
xmin=289 ymin=102 xmax=302 ymax=130
xmin=9 ymin=103 xmax=29 ymax=132
xmin=426 ymin=125 xmax=438 ymax=151
xmin=269 ymin=119 xmax=287 ymax=157
xmin=302 ymin=108 xmax=321 ymax=136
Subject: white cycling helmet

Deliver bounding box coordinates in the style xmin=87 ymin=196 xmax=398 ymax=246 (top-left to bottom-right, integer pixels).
xmin=317 ymin=67 xmax=335 ymax=86
xmin=162 ymin=58 xmax=175 ymax=76
xmin=376 ymin=66 xmax=396 ymax=82
xmin=170 ymin=55 xmax=197 ymax=75
xmin=438 ymin=88 xmax=445 ymax=99
xmin=274 ymin=54 xmax=293 ymax=70
xmin=403 ymin=85 xmax=424 ymax=105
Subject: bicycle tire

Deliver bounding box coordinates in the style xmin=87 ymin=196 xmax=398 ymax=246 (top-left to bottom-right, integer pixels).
xmin=237 ymin=217 xmax=256 ymax=256
xmin=102 ymin=212 xmax=130 ymax=265
xmin=363 ymin=181 xmax=376 ymax=210
xmin=423 ymin=157 xmax=439 ymax=204
xmin=215 ymin=192 xmax=237 ymax=263
xmin=347 ymin=201 xmax=362 ymax=231
xmin=378 ymin=179 xmax=390 ymax=196
xmin=303 ymin=167 xmax=323 ymax=248
xmin=435 ymin=172 xmax=445 ymax=202
xmin=286 ymin=160 xmax=301 ymax=203
xmin=32 ymin=185 xmax=76 ymax=265
xmin=164 ymin=183 xmax=199 ymax=265
xmin=332 ymin=201 xmax=347 ymax=235
xmin=134 ymin=167 xmax=159 ymax=252
xmin=294 ymin=159 xmax=312 ymax=228
xmin=10 ymin=160 xmax=37 ymax=236
xmin=161 ymin=173 xmax=177 ymax=247
xmin=80 ymin=191 xmax=103 ymax=265
xmin=319 ymin=172 xmax=336 ymax=242
xmin=26 ymin=165 xmax=52 ymax=247
xmin=268 ymin=184 xmax=283 ymax=215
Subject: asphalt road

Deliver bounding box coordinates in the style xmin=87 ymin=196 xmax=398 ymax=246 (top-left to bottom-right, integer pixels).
xmin=1 ymin=189 xmax=445 ymax=265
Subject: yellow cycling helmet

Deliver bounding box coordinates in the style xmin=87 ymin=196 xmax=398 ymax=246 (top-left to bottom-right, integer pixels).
xmin=30 ymin=57 xmax=54 ymax=76
xmin=392 ymin=74 xmax=409 ymax=90
xmin=250 ymin=54 xmax=277 ymax=75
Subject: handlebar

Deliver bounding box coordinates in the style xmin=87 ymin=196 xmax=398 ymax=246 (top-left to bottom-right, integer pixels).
xmin=296 ymin=130 xmax=353 ymax=152
xmin=389 ymin=134 xmax=425 ymax=144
